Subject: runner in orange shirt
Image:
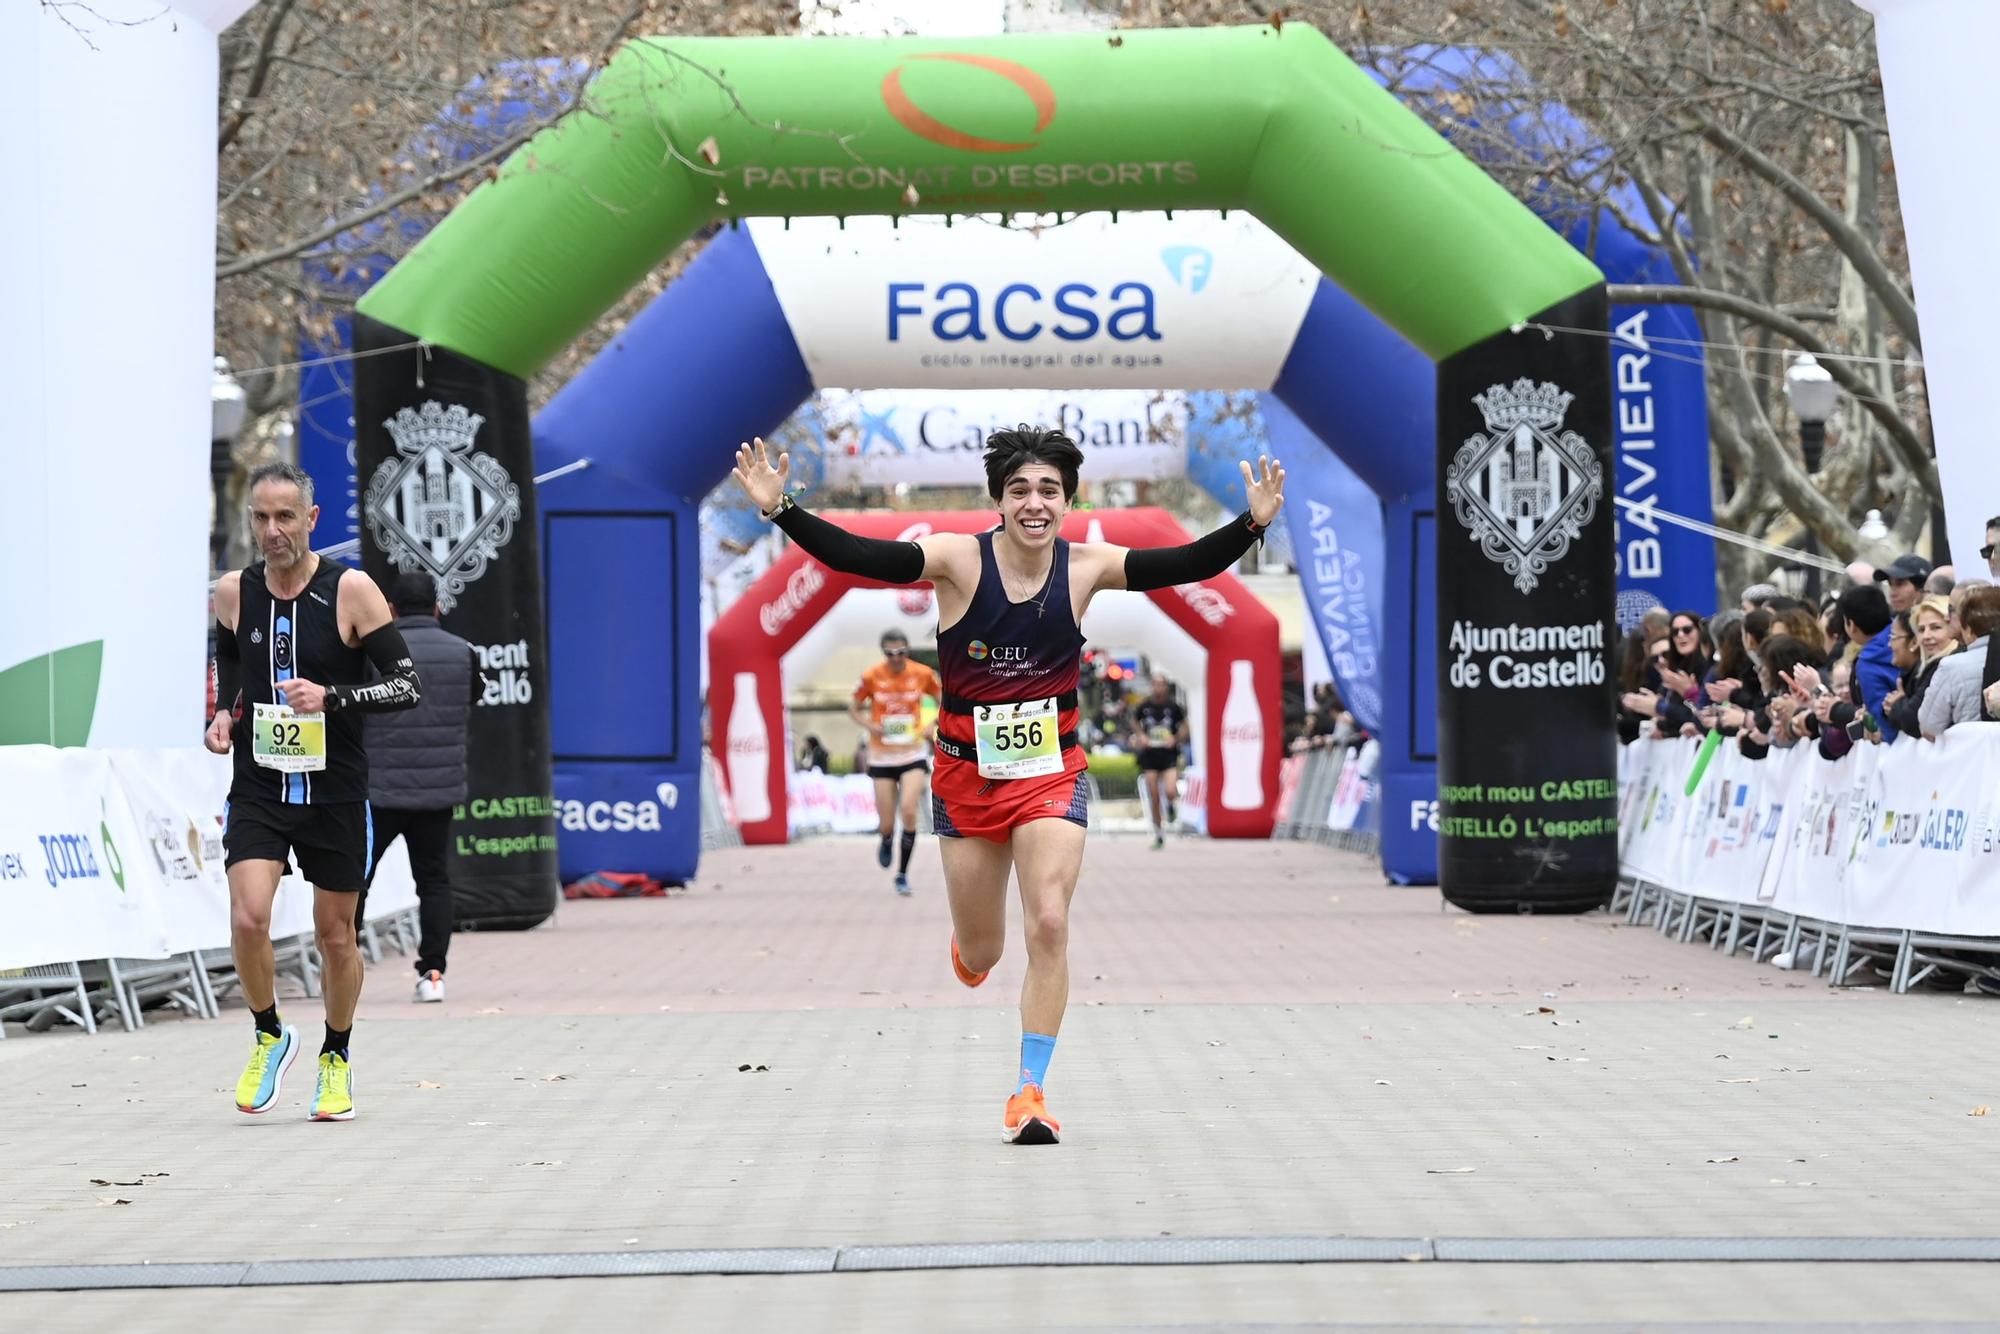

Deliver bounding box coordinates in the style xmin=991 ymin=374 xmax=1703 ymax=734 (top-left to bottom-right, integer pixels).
xmin=850 ymin=629 xmax=941 ymax=896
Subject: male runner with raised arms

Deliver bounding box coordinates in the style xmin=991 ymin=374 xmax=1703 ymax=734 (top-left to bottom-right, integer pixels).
xmin=206 ymin=462 xmax=422 ymax=1121
xmin=851 ymin=629 xmax=941 ymax=896
xmin=733 ymin=427 xmax=1283 ymax=1144
xmin=1129 ymin=671 xmax=1189 ymax=850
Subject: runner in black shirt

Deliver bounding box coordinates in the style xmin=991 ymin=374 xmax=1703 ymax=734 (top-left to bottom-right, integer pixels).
xmin=1128 ymin=672 xmax=1189 ymax=850
xmin=206 ymin=463 xmax=420 ymax=1122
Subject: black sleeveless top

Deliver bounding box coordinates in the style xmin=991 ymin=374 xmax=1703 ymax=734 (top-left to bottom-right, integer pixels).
xmin=934 ymin=532 xmax=1087 ymax=764
xmin=230 ymin=558 xmax=369 ymax=804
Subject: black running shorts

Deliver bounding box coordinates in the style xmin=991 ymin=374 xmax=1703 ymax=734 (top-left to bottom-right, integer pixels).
xmin=223 ymin=796 xmax=373 ymax=893
xmin=867 ymin=758 xmax=931 ymax=782
xmin=1137 ymin=747 xmax=1180 ymax=773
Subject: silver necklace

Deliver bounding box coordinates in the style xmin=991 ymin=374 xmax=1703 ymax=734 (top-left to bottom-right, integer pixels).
xmin=998 ymin=546 xmax=1053 ymax=619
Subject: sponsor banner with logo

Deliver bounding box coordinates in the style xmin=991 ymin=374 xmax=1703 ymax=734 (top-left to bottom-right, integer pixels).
xmin=786 ymin=772 xmax=886 ymax=837
xmin=1608 ymin=304 xmax=1717 ymax=630
xmin=353 ymin=317 xmax=559 ymax=928
xmin=0 ymin=746 xmax=417 ymax=972
xmin=1619 ymin=727 xmax=2000 ymax=937
xmin=0 ymin=747 xmax=162 ymax=969
xmin=803 ymin=388 xmax=1186 ymax=487
xmin=1261 ymin=393 xmax=1385 ymax=736
xmin=1435 ymin=287 xmax=1619 ymax=912
xmin=747 ymin=211 xmax=1318 ymax=391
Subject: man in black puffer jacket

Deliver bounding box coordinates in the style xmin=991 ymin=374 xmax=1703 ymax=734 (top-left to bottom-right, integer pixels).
xmin=363 ymin=571 xmax=475 ymax=1002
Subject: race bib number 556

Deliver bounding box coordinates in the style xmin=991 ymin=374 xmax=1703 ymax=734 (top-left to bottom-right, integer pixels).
xmin=974 ymin=697 xmax=1063 ymax=781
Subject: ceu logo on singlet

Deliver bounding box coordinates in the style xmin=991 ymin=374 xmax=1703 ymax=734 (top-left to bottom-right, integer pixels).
xmin=967 ymin=640 xmax=989 ymax=661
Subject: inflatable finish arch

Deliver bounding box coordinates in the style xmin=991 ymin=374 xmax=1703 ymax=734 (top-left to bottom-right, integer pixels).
xmin=711 ymin=509 xmax=1282 ymax=844
xmin=353 ymin=26 xmax=1621 ymax=919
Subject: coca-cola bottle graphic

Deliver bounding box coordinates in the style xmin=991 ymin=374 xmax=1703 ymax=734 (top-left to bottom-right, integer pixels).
xmin=725 ymin=672 xmax=772 ymax=823
xmin=1218 ymin=659 xmax=1265 ymax=810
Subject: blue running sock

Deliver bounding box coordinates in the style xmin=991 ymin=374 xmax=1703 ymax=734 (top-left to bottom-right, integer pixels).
xmin=1018 ymin=1032 xmax=1057 ymax=1093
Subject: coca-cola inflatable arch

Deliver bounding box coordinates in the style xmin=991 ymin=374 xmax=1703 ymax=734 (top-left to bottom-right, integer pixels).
xmin=709 ymin=509 xmax=1283 ymax=844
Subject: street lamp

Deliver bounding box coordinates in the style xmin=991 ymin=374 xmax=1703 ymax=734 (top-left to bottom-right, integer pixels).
xmin=211 ymin=357 xmax=248 ymax=572
xmin=1784 ymin=353 xmax=1840 ymax=602
xmin=1858 ymin=509 xmax=1889 ymax=543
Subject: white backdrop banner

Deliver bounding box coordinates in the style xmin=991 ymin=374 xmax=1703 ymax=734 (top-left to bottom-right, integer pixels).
xmin=749 ymin=211 xmax=1319 ymax=390
xmin=1854 ymin=0 xmax=2000 ymax=572
xmin=1 ymin=745 xmax=415 ymax=970
xmin=0 ymin=1 xmax=254 ymax=750
xmin=1618 ymin=725 xmax=2000 ymax=936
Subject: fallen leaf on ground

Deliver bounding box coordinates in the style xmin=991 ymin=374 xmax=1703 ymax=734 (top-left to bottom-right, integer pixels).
xmin=1426 ymin=1167 xmax=1476 ymax=1174
xmin=1707 ymin=1156 xmax=1739 ymax=1164
xmin=94 ymin=1197 xmax=133 ymax=1207
xmin=1719 ymin=1078 xmax=1759 ymax=1084
xmin=1733 ymin=1017 xmax=1754 ymax=1028
xmin=542 ymin=1074 xmax=568 ymax=1082
xmin=1972 ymin=1107 xmax=1991 ymax=1117
xmin=1537 ymin=1006 xmax=1556 ymax=1014
xmin=1373 ymin=1079 xmax=1392 ymax=1086
xmin=416 ymin=1081 xmax=443 ymax=1090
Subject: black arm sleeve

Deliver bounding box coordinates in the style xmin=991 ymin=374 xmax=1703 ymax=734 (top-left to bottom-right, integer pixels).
xmin=772 ymin=502 xmax=926 ymax=583
xmin=325 ymin=624 xmax=422 ymax=713
xmin=1123 ymin=511 xmax=1266 ymax=592
xmin=213 ymin=620 xmax=241 ymax=719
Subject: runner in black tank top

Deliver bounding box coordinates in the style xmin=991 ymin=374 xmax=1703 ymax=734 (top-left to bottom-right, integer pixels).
xmin=732 ymin=430 xmax=1285 ymax=1146
xmin=207 ymin=463 xmax=423 ymax=1123
xmin=230 ymin=556 xmax=370 ymax=804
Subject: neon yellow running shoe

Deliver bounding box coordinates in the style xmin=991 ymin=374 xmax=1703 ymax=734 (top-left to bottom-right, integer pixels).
xmin=308 ymin=1051 xmax=355 ymax=1121
xmin=235 ymin=1024 xmax=298 ymax=1114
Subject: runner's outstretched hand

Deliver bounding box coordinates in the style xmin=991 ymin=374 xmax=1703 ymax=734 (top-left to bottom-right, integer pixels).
xmin=732 ymin=437 xmax=791 ymax=515
xmin=1241 ymin=455 xmax=1286 ymax=527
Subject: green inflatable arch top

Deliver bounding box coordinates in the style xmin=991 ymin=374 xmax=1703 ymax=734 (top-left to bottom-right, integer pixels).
xmin=357 ymin=24 xmax=1603 ymax=379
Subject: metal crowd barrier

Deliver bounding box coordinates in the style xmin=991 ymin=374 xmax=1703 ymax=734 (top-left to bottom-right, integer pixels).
xmin=1613 ymin=876 xmax=2000 ymax=996
xmin=1269 ymin=744 xmax=1380 ymax=856
xmin=0 ymin=909 xmax=419 ymax=1039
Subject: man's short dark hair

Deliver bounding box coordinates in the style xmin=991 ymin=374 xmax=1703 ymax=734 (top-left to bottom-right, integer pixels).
xmin=880 ymin=628 xmax=907 ymax=650
xmin=1836 ymin=583 xmax=1891 ymax=637
xmin=982 ymin=426 xmax=1084 ymax=500
xmin=245 ymin=460 xmax=315 ymax=509
xmin=1961 ymin=584 xmax=2000 ymax=640
xmin=389 ymin=569 xmax=438 ymax=616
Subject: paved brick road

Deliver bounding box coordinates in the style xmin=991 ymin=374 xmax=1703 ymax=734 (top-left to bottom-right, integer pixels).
xmin=5 ymin=834 xmax=1995 ymax=1331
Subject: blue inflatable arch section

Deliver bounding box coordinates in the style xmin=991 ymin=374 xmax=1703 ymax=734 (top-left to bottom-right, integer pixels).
xmin=531 ymin=231 xmax=1397 ymax=883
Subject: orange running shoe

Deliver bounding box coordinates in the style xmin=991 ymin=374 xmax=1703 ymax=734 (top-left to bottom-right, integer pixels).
xmin=1003 ymin=1083 xmax=1060 ymax=1145
xmin=950 ymin=934 xmax=990 ymax=988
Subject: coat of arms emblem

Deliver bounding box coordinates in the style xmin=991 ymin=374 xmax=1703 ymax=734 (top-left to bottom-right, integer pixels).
xmin=1444 ymin=378 xmax=1603 ymax=594
xmin=364 ymin=401 xmax=521 ymax=613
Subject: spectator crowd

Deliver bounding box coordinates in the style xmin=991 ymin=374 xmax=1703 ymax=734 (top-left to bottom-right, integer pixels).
xmin=1618 ymin=517 xmax=2000 ymax=759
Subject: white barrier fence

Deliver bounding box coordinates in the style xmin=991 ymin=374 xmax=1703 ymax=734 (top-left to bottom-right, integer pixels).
xmin=1617 ymin=725 xmax=2000 ymax=989
xmin=0 ymin=745 xmax=417 ymax=1035
xmin=1269 ymin=741 xmax=1379 ymax=852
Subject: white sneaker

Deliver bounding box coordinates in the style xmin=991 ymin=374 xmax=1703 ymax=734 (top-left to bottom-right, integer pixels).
xmin=1770 ymin=950 xmax=1795 ymax=971
xmin=414 ymin=971 xmax=444 ymax=1003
